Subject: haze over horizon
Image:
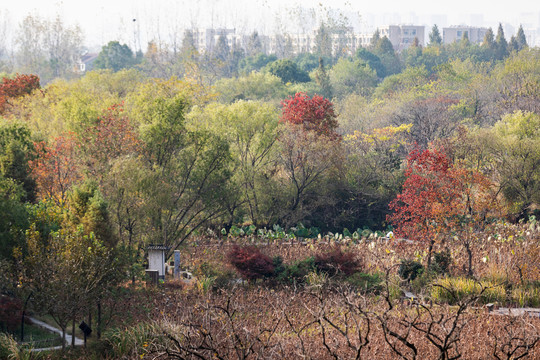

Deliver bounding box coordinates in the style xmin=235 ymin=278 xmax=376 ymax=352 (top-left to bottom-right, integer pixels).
xmin=4 ymin=0 xmax=540 ymax=50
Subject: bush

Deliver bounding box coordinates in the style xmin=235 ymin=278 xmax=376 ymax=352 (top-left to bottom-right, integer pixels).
xmin=346 ymin=272 xmax=383 ymax=293
xmin=0 ymin=295 xmax=22 ymax=332
xmin=103 ymin=323 xmax=159 ymax=358
xmin=277 ymin=256 xmax=316 ymax=284
xmin=430 ymin=249 xmax=452 ymax=274
xmin=314 ymin=246 xmax=362 ymax=276
xmin=227 ymin=245 xmax=275 ymax=281
xmin=398 ymin=259 xmax=424 ymax=282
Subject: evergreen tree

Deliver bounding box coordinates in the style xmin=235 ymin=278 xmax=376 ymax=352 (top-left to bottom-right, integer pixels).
xmin=94 ymin=41 xmax=139 ymax=72
xmin=314 ymin=57 xmax=333 ymax=99
xmin=373 ymin=36 xmax=401 ymax=76
xmin=509 ymin=36 xmax=519 ymax=52
xmin=481 ymin=28 xmax=496 ymax=61
xmin=428 ymin=24 xmax=442 ymax=45
xmin=181 ymin=30 xmax=198 ymax=60
xmin=482 ymin=28 xmax=495 ymax=48
xmin=314 ymin=23 xmax=333 ymax=58
xmin=516 ymin=25 xmax=528 ymax=50
xmin=495 ymin=23 xmax=509 ymax=60
xmin=246 ymin=31 xmax=263 ymax=57
xmin=215 ymin=34 xmax=230 ymax=62
xmin=369 ymin=29 xmax=381 ymax=49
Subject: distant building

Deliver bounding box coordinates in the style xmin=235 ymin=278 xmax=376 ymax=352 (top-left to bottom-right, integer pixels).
xmin=379 ymin=25 xmax=425 ymax=51
xmin=192 ymin=28 xmax=238 ymax=54
xmin=76 ymin=52 xmax=99 ymax=73
xmin=442 ymin=26 xmax=488 ymax=44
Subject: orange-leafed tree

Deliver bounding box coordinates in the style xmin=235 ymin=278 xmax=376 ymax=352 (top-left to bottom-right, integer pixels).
xmin=78 ymin=103 xmax=140 ymax=182
xmin=0 ymin=74 xmax=40 ymax=114
xmin=388 ymin=145 xmax=497 ymax=271
xmin=30 ymin=134 xmax=81 ymax=205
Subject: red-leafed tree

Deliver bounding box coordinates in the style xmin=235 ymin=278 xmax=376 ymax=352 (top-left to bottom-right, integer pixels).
xmin=0 ymin=74 xmax=40 ymax=114
xmin=30 ymin=134 xmax=81 ymax=205
xmin=280 ymin=92 xmax=339 ymax=138
xmin=387 ymin=145 xmax=496 ymax=269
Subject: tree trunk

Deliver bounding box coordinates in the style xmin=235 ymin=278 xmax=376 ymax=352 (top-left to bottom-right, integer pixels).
xmin=466 ymin=242 xmax=473 ymax=278
xmin=62 ymin=328 xmax=66 ymax=350
xmin=71 ymin=318 xmax=75 ymax=346
xmin=97 ymin=300 xmax=102 ymax=339
xmin=427 ymin=239 xmax=435 ymax=267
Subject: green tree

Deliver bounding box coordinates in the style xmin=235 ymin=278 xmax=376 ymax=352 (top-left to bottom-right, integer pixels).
xmin=515 ymin=25 xmax=528 ymax=50
xmin=0 ymin=176 xmax=28 ymax=260
xmin=314 ymin=57 xmax=333 ymax=99
xmin=213 ymin=71 xmax=287 ymax=104
xmin=495 ymin=23 xmax=509 ymax=60
xmin=373 ymin=36 xmax=402 ymax=76
xmin=265 ymin=59 xmax=310 ymax=84
xmin=490 ymin=111 xmax=540 ymax=218
xmin=481 ymin=28 xmax=496 ymax=61
xmin=94 ymin=41 xmax=140 ymax=72
xmin=314 ymin=23 xmax=333 ymax=58
xmin=246 ymin=31 xmax=263 ymax=57
xmin=21 ymin=222 xmax=125 ymax=348
xmin=136 ymin=90 xmax=232 ymax=254
xmin=0 ymin=121 xmax=36 ymax=202
xmin=369 ymin=29 xmax=381 ymax=50
xmin=355 ymin=48 xmax=385 ymax=78
xmin=238 ymin=53 xmax=277 ymax=75
xmin=67 ymin=181 xmax=116 ymax=248
xmin=329 ymin=57 xmax=377 ymax=98
xmin=188 ymin=101 xmax=280 ymax=227
xmin=429 ymin=24 xmax=442 ymax=46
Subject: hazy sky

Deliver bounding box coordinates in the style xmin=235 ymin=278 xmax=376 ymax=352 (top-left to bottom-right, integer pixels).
xmin=4 ymin=0 xmax=540 ymax=49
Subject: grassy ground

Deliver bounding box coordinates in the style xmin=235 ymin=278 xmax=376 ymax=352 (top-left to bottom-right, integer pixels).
xmin=3 ymin=322 xmax=63 ymax=348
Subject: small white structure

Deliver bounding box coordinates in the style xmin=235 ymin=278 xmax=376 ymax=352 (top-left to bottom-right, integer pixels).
xmin=147 ymin=245 xmax=170 ymax=280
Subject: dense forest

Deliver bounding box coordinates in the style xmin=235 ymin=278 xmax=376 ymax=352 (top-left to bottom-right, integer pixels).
xmin=0 ymin=15 xmax=539 ymax=358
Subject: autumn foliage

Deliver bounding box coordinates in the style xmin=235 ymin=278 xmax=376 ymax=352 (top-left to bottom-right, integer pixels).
xmin=0 ymin=74 xmax=40 ymax=114
xmin=30 ymin=134 xmax=81 ymax=205
xmin=314 ymin=246 xmax=363 ymax=276
xmin=78 ymin=102 xmax=140 ymax=178
xmin=280 ymin=92 xmax=339 ymax=138
xmin=387 ymin=145 xmax=495 ymax=243
xmin=227 ymin=245 xmax=275 ymax=280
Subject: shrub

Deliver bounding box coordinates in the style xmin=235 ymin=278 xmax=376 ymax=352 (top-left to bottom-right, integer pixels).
xmin=314 ymin=246 xmax=362 ymax=276
xmin=398 ymin=259 xmax=424 ymax=282
xmin=346 ymin=272 xmax=383 ymax=293
xmin=277 ymin=256 xmax=316 ymax=284
xmin=0 ymin=295 xmax=22 ymax=332
xmin=430 ymin=249 xmax=452 ymax=275
xmin=227 ymin=245 xmax=275 ymax=280
xmin=103 ymin=323 xmax=159 ymax=358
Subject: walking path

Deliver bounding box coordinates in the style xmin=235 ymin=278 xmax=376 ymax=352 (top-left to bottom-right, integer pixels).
xmin=28 ymin=317 xmax=84 ymax=352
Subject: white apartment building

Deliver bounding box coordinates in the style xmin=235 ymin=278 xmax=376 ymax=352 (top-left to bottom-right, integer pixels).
xmin=188 ymin=25 xmax=426 ymax=56
xmin=442 ymin=26 xmax=488 ymax=44
xmin=191 ymin=28 xmax=239 ymax=54
xmin=379 ymin=25 xmax=425 ymax=51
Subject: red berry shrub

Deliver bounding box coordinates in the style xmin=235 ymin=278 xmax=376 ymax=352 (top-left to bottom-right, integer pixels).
xmin=227 ymin=245 xmax=275 ymax=280
xmin=315 ymin=246 xmax=362 ymax=276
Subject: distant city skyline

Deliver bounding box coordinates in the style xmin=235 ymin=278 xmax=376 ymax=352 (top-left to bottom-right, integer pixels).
xmin=4 ymin=0 xmax=540 ymax=49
